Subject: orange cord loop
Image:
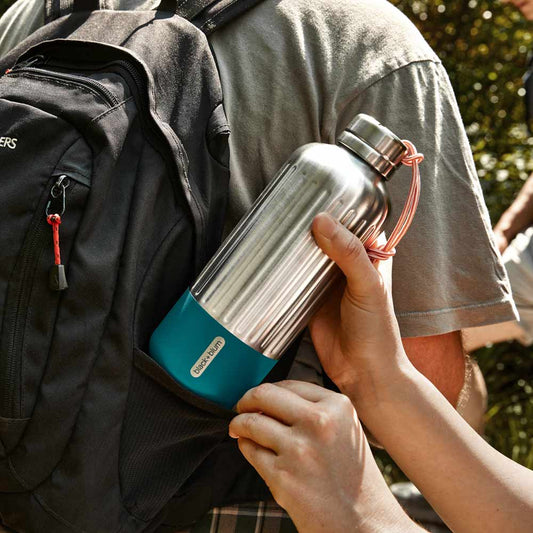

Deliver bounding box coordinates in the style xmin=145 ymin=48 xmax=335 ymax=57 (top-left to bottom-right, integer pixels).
xmin=365 ymin=140 xmax=423 ymax=263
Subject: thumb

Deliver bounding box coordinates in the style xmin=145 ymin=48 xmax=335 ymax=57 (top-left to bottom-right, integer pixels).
xmin=312 ymin=213 xmax=386 ymax=306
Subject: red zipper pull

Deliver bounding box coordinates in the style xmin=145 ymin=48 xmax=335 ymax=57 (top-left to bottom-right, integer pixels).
xmin=47 ymin=214 xmax=68 ymax=291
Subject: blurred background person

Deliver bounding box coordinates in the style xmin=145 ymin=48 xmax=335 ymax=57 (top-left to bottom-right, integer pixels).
xmin=464 ymin=0 xmax=533 ymax=351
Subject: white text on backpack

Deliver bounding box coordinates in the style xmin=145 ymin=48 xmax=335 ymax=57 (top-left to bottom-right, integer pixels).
xmin=0 ymin=137 xmax=17 ymax=149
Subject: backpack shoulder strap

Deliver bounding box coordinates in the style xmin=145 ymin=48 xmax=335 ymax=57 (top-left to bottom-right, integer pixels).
xmin=44 ymin=0 xmax=264 ymax=34
xmin=171 ymin=0 xmax=266 ymax=35
xmin=44 ymin=0 xmax=98 ymax=24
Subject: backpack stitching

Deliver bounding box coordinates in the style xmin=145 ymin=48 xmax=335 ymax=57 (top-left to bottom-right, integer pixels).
xmin=92 ymin=96 xmax=134 ymax=124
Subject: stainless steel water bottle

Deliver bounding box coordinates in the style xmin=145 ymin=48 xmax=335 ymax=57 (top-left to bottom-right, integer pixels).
xmin=150 ymin=114 xmax=408 ymax=408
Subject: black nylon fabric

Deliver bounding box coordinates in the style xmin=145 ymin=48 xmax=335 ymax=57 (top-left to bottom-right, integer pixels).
xmin=0 ymin=8 xmax=269 ymax=532
xmin=72 ymin=0 xmax=100 ymax=11
xmin=46 ymin=0 xmax=267 ymax=34
xmin=156 ymin=0 xmax=215 ymax=19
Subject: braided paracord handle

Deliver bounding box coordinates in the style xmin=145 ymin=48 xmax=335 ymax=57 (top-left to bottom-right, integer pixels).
xmin=365 ymin=140 xmax=423 ymax=263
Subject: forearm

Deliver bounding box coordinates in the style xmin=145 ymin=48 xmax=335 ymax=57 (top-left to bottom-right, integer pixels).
xmin=494 ymin=174 xmax=533 ymax=241
xmin=292 ymin=447 xmax=425 ymax=533
xmin=344 ymin=368 xmax=533 ymax=533
xmin=346 ymin=441 xmax=427 ymax=533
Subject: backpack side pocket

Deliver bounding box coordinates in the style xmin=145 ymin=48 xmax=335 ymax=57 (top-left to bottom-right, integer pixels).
xmin=0 ymin=99 xmax=92 ymax=460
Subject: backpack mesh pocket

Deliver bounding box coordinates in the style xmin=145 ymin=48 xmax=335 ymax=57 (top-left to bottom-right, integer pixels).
xmin=119 ymin=348 xmax=234 ymax=521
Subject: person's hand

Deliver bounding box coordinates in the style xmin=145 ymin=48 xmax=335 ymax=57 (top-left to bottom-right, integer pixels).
xmin=493 ymin=228 xmax=509 ymax=254
xmin=308 ymin=213 xmax=411 ymax=404
xmin=229 ymin=380 xmax=417 ymax=533
xmin=504 ymin=0 xmax=533 ymax=20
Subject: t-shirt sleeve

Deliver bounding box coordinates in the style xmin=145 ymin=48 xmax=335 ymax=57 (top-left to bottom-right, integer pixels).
xmin=0 ymin=0 xmax=44 ymax=58
xmin=335 ymin=60 xmax=517 ymax=337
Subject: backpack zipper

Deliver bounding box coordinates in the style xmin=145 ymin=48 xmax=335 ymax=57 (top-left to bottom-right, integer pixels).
xmin=9 ymin=53 xmax=206 ymax=265
xmin=1 ymin=174 xmax=87 ymax=418
xmin=110 ymin=61 xmax=201 ymax=206
xmin=92 ymin=57 xmax=207 ymax=267
xmin=111 ymin=59 xmax=207 ymax=266
xmin=6 ymin=57 xmax=120 ymax=107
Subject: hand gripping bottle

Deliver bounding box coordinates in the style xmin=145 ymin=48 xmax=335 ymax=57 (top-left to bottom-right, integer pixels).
xmin=150 ymin=114 xmax=412 ymax=408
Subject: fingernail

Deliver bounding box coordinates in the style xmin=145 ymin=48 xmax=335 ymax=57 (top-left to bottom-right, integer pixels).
xmin=229 ymin=429 xmax=239 ymax=439
xmin=314 ymin=212 xmax=338 ymax=240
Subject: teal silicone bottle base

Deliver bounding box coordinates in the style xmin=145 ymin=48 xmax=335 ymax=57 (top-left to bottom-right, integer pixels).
xmin=149 ymin=290 xmax=277 ymax=409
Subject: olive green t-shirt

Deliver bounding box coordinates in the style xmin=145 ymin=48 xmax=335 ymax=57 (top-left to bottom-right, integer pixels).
xmin=0 ymin=0 xmax=517 ymax=341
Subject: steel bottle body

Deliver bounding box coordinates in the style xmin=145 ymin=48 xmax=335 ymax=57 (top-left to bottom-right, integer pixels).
xmin=150 ymin=141 xmax=391 ymax=408
xmin=192 ymin=142 xmax=389 ymax=359
xmin=150 ymin=114 xmax=408 ymax=408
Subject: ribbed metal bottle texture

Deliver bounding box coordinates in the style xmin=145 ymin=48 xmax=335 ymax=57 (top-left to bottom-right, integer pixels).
xmin=192 ymin=141 xmax=390 ymax=359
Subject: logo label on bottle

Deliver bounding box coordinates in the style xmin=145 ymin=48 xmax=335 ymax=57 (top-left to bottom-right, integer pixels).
xmin=190 ymin=336 xmax=226 ymax=377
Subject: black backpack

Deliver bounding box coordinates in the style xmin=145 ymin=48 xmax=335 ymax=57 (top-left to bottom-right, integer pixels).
xmin=0 ymin=1 xmax=299 ymax=531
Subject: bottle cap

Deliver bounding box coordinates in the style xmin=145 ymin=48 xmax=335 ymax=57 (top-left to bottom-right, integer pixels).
xmin=337 ymin=114 xmax=407 ymax=179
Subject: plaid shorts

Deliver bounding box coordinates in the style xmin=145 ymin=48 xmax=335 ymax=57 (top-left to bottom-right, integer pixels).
xmin=178 ymin=501 xmax=298 ymax=533
xmin=0 ymin=501 xmax=296 ymax=533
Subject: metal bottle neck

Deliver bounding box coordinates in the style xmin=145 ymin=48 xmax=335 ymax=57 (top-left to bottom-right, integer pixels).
xmin=337 ymin=115 xmax=408 ymax=180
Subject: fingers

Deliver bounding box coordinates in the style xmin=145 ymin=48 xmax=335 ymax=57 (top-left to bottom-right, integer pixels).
xmin=233 ymin=381 xmax=337 ymax=450
xmin=312 ymin=213 xmax=386 ymax=306
xmin=373 ymin=232 xmax=394 ymax=292
xmin=236 ymin=438 xmax=277 ymax=482
xmin=229 ymin=411 xmax=288 ymax=453
xmin=236 ymin=382 xmax=313 ymax=425
xmin=274 ymin=380 xmax=333 ymax=402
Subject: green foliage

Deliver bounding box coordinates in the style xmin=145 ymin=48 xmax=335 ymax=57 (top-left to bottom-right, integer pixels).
xmin=0 ymin=0 xmax=11 ymax=18
xmin=480 ymin=342 xmax=533 ymax=467
xmin=391 ymin=0 xmax=533 ymax=222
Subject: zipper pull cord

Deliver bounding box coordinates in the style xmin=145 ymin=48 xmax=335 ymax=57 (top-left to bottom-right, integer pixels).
xmin=46 ymin=213 xmax=68 ymax=291
xmin=46 ymin=176 xmax=69 ymax=291
xmin=47 ymin=214 xmax=63 ymax=267
xmin=365 ymin=140 xmax=423 ymax=263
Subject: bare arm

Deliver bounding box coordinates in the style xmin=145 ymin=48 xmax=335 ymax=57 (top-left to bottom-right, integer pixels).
xmin=231 ymin=214 xmax=532 ymax=532
xmin=493 ymin=174 xmax=533 ymax=251
xmin=349 ymin=369 xmax=533 ymax=533
xmin=402 ymin=332 xmax=465 ymax=407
